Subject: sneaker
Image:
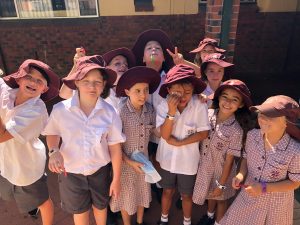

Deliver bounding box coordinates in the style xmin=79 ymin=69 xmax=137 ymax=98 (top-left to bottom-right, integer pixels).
xmin=197 ymin=214 xmax=215 ymax=225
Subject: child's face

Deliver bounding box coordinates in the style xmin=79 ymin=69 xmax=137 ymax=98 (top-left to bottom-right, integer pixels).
xmin=200 ymin=44 xmax=216 ymax=61
xmin=125 ymin=83 xmax=149 ymax=110
xmin=258 ymin=113 xmax=286 ymax=135
xmin=75 ymin=69 xmax=106 ymax=99
xmin=16 ymin=68 xmax=49 ymax=99
xmin=205 ymin=63 xmax=224 ymax=86
xmin=218 ymin=88 xmax=244 ymax=116
xmin=167 ymin=83 xmax=194 ymax=109
xmin=107 ymin=55 xmax=128 ymax=85
xmin=143 ymin=41 xmax=165 ymax=68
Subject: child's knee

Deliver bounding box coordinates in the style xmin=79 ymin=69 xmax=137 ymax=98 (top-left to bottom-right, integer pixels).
xmin=181 ymin=193 xmax=192 ymax=201
xmin=163 ymin=188 xmax=175 ymax=197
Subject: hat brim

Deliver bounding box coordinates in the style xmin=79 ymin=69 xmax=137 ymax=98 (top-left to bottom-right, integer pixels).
xmin=3 ymin=61 xmax=60 ymax=102
xmin=159 ymin=76 xmax=207 ymax=98
xmin=214 ymin=84 xmax=253 ymax=108
xmin=190 ymin=44 xmax=226 ymax=54
xmin=250 ymin=104 xmax=285 ymax=118
xmin=132 ymin=29 xmax=175 ymax=72
xmin=201 ymin=59 xmax=233 ymax=77
xmin=116 ymin=66 xmax=161 ymax=97
xmin=63 ymin=65 xmax=117 ymax=90
xmin=103 ymin=47 xmax=136 ymax=68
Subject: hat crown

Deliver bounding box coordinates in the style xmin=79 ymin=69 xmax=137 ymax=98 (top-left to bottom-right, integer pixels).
xmin=76 ymin=55 xmax=106 ymax=69
xmin=222 ymin=79 xmax=251 ymax=98
xmin=165 ymin=64 xmax=195 ymax=83
xmin=203 ymin=53 xmax=226 ymax=62
xmin=199 ymin=38 xmax=218 ymax=46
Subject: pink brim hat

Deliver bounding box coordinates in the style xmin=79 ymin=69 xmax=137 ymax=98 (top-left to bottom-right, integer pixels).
xmin=190 ymin=38 xmax=226 ymax=54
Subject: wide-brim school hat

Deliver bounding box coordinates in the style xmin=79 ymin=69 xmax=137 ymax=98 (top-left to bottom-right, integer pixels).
xmin=63 ymin=55 xmax=117 ymax=90
xmin=3 ymin=59 xmax=60 ymax=102
xmin=190 ymin=38 xmax=226 ymax=54
xmin=103 ymin=47 xmax=136 ymax=68
xmin=116 ymin=66 xmax=161 ymax=97
xmin=213 ymin=79 xmax=253 ymax=108
xmin=250 ymin=95 xmax=300 ymax=140
xmin=159 ymin=64 xmax=207 ymax=98
xmin=201 ymin=53 xmax=233 ymax=75
xmin=132 ymin=29 xmax=175 ymax=71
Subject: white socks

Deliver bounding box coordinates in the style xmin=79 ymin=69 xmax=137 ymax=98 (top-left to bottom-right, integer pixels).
xmin=183 ymin=217 xmax=191 ymax=225
xmin=207 ymin=211 xmax=215 ymax=219
xmin=161 ymin=214 xmax=168 ymax=222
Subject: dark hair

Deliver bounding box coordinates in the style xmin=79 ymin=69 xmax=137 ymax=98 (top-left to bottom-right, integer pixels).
xmin=201 ymin=62 xmax=232 ymax=82
xmin=30 ymin=65 xmax=50 ymax=86
xmin=98 ymin=69 xmax=111 ymax=99
xmin=167 ymin=78 xmax=195 ymax=92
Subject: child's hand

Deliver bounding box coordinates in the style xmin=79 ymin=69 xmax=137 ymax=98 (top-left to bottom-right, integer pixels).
xmin=245 ymin=183 xmax=263 ymax=197
xmin=167 ymin=47 xmax=184 ymax=65
xmin=166 ymin=135 xmax=181 ymax=146
xmin=128 ymin=160 xmax=144 ymax=174
xmin=167 ymin=92 xmax=181 ymax=114
xmin=48 ymin=151 xmax=65 ymax=174
xmin=0 ymin=117 xmax=5 ymax=134
xmin=232 ymin=174 xmax=244 ymax=189
xmin=73 ymin=47 xmax=86 ymax=65
xmin=110 ymin=179 xmax=121 ymax=199
xmin=208 ymin=187 xmax=223 ymax=198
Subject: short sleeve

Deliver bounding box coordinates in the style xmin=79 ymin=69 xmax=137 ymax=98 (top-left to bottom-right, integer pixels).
xmin=243 ymin=129 xmax=256 ymax=158
xmin=6 ymin=105 xmax=48 ymax=144
xmin=42 ymin=104 xmax=62 ymax=136
xmin=156 ymin=99 xmax=168 ymax=128
xmin=195 ymin=102 xmax=210 ymax=132
xmin=107 ymin=111 xmax=126 ymax=145
xmin=0 ymin=78 xmax=7 ymax=96
xmin=288 ymin=142 xmax=300 ymax=182
xmin=227 ymin=124 xmax=243 ymax=157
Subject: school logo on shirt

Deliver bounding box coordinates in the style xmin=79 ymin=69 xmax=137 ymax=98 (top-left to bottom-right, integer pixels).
xmin=270 ymin=170 xmax=280 ymax=179
xmin=216 ymin=142 xmax=224 ymax=150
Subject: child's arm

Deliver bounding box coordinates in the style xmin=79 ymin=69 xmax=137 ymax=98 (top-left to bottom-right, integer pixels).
xmin=160 ymin=94 xmax=180 ymax=140
xmin=46 ymin=135 xmax=65 ymax=174
xmin=166 ymin=130 xmax=209 ymax=146
xmin=59 ymin=47 xmax=85 ymax=99
xmin=232 ymin=157 xmax=248 ymax=189
xmin=0 ymin=117 xmax=13 ymax=143
xmin=208 ymin=153 xmax=235 ymax=198
xmin=108 ymin=143 xmax=122 ymax=199
xmin=167 ymin=47 xmax=201 ymax=78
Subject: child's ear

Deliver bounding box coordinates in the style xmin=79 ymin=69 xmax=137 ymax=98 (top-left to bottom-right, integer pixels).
xmin=238 ymin=102 xmax=245 ymax=109
xmin=124 ymin=89 xmax=130 ymax=96
xmin=42 ymin=86 xmax=49 ymax=93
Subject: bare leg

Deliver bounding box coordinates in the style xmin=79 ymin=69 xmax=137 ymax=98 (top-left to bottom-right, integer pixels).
xmin=207 ymin=199 xmax=217 ymax=214
xmin=121 ymin=209 xmax=131 ymax=225
xmin=215 ymin=200 xmax=227 ymax=223
xmin=136 ymin=206 xmax=145 ymax=224
xmin=93 ymin=206 xmax=107 ymax=225
xmin=161 ymin=188 xmax=175 ymax=215
xmin=181 ymin=194 xmax=193 ymax=219
xmin=74 ymin=210 xmax=90 ymax=225
xmin=39 ymin=198 xmax=54 ymax=225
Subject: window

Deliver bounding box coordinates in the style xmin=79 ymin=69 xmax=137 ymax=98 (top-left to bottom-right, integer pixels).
xmin=134 ymin=0 xmax=154 ymax=12
xmin=0 ymin=0 xmax=98 ymax=19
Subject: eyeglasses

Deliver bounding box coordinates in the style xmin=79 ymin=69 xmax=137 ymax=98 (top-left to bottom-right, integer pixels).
xmin=79 ymin=80 xmax=104 ymax=88
xmin=23 ymin=74 xmax=47 ymax=86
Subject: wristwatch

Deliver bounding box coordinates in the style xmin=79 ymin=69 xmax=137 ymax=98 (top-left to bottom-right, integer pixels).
xmin=166 ymin=114 xmax=175 ymax=120
xmin=216 ymin=180 xmax=226 ymax=190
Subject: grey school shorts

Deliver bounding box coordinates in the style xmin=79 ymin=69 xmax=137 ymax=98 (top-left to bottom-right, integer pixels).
xmin=158 ymin=167 xmax=196 ymax=195
xmin=0 ymin=174 xmax=49 ymax=213
xmin=58 ymin=163 xmax=112 ymax=214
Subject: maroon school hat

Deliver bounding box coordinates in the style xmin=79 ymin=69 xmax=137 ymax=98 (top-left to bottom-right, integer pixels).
xmin=250 ymin=95 xmax=300 ymax=140
xmin=159 ymin=64 xmax=207 ymax=98
xmin=103 ymin=47 xmax=136 ymax=68
xmin=190 ymin=38 xmax=226 ymax=54
xmin=214 ymin=79 xmax=253 ymax=108
xmin=132 ymin=29 xmax=175 ymax=71
xmin=116 ymin=66 xmax=161 ymax=97
xmin=63 ymin=55 xmax=117 ymax=90
xmin=3 ymin=59 xmax=60 ymax=102
xmin=201 ymin=53 xmax=233 ymax=75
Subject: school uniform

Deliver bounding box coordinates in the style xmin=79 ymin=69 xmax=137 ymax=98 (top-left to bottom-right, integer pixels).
xmin=0 ymin=78 xmax=49 ymax=213
xmin=43 ymin=91 xmax=125 ymax=213
xmin=110 ymin=99 xmax=155 ymax=215
xmin=193 ymin=109 xmax=243 ymax=205
xmin=156 ymin=95 xmax=210 ymax=193
xmin=220 ymin=129 xmax=300 ymax=225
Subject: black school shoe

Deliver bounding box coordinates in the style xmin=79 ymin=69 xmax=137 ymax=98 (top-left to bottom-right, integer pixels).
xmin=28 ymin=208 xmax=39 ymax=219
xmin=157 ymin=221 xmax=168 ymax=225
xmin=197 ymin=214 xmax=215 ymax=225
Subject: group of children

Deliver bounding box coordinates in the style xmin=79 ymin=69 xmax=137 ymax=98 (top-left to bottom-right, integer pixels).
xmin=0 ymin=28 xmax=299 ymax=225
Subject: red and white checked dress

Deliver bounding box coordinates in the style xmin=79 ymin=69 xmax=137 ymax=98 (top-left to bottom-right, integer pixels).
xmin=193 ymin=109 xmax=243 ymax=205
xmin=220 ymin=129 xmax=300 ymax=225
xmin=110 ymin=100 xmax=155 ymax=215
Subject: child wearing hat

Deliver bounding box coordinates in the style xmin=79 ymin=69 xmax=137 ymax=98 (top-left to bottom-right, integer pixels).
xmin=110 ymin=66 xmax=161 ymax=225
xmin=43 ymin=55 xmax=125 ymax=225
xmin=167 ymin=38 xmax=226 ymax=78
xmin=0 ymin=59 xmax=60 ymax=225
xmin=192 ymin=79 xmax=253 ymax=225
xmin=200 ymin=53 xmax=233 ymax=107
xmin=155 ymin=64 xmax=210 ymax=225
xmin=220 ymin=95 xmax=300 ymax=225
xmin=132 ymin=29 xmax=175 ymax=200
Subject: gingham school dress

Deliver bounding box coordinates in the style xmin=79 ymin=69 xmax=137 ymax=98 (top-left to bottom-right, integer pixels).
xmin=220 ymin=129 xmax=300 ymax=225
xmin=193 ymin=109 xmax=243 ymax=205
xmin=110 ymin=99 xmax=155 ymax=215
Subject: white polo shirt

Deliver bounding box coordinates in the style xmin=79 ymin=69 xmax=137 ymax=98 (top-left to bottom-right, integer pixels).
xmin=0 ymin=78 xmax=48 ymax=186
xmin=43 ymin=91 xmax=126 ymax=176
xmin=156 ymin=95 xmax=210 ymax=175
